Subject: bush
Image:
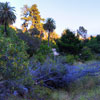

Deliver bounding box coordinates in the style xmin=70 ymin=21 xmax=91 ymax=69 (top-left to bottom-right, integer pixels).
xmin=0 ymin=31 xmax=29 ymax=80
xmin=66 ymin=55 xmax=75 ymax=64
xmin=79 ymin=46 xmax=93 ymax=61
xmin=33 ymin=45 xmax=53 ymax=63
xmin=0 ymin=25 xmax=17 ymax=37
xmin=37 ymin=45 xmax=52 ymax=55
xmin=34 ymin=53 xmax=46 ymax=63
xmin=85 ymin=36 xmax=100 ymax=54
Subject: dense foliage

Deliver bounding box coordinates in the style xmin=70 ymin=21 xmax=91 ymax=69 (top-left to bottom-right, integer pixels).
xmin=17 ymin=33 xmax=41 ymax=57
xmin=21 ymin=4 xmax=44 ymax=35
xmin=85 ymin=35 xmax=100 ymax=54
xmin=0 ymin=2 xmax=16 ymax=36
xmin=57 ymin=29 xmax=82 ymax=55
xmin=0 ymin=28 xmax=29 ymax=80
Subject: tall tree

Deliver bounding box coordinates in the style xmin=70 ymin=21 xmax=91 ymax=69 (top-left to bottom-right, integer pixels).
xmin=21 ymin=5 xmax=29 ymax=32
xmin=43 ymin=18 xmax=56 ymax=47
xmin=0 ymin=2 xmax=16 ymax=36
xmin=57 ymin=29 xmax=82 ymax=55
xmin=21 ymin=4 xmax=44 ymax=37
xmin=77 ymin=26 xmax=87 ymax=40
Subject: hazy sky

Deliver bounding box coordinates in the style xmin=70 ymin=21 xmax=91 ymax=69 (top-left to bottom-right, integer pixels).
xmin=0 ymin=0 xmax=100 ymax=36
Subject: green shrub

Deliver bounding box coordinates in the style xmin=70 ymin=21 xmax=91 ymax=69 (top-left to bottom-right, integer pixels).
xmin=80 ymin=46 xmax=93 ymax=61
xmin=34 ymin=45 xmax=52 ymax=63
xmin=38 ymin=45 xmax=52 ymax=55
xmin=34 ymin=53 xmax=46 ymax=63
xmin=0 ymin=31 xmax=29 ymax=80
xmin=66 ymin=55 xmax=75 ymax=64
xmin=0 ymin=25 xmax=17 ymax=37
xmin=74 ymin=55 xmax=80 ymax=61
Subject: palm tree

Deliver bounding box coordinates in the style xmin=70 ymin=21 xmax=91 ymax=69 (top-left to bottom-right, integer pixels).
xmin=0 ymin=2 xmax=16 ymax=36
xmin=43 ymin=18 xmax=56 ymax=47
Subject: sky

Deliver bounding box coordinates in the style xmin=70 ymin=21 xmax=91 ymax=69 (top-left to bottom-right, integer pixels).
xmin=0 ymin=0 xmax=100 ymax=36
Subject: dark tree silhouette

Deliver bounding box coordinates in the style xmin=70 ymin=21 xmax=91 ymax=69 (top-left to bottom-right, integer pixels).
xmin=43 ymin=18 xmax=56 ymax=47
xmin=77 ymin=26 xmax=87 ymax=40
xmin=0 ymin=2 xmax=16 ymax=36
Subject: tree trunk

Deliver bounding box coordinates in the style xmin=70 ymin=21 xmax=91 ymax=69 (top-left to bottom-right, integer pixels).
xmin=4 ymin=23 xmax=7 ymax=36
xmin=48 ymin=32 xmax=50 ymax=47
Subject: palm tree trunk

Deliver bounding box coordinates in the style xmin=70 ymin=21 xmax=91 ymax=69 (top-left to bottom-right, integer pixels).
xmin=48 ymin=32 xmax=50 ymax=47
xmin=4 ymin=23 xmax=7 ymax=36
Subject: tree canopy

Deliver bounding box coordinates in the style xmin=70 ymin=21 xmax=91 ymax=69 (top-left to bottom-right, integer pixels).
xmin=77 ymin=26 xmax=87 ymax=40
xmin=21 ymin=4 xmax=44 ymax=37
xmin=57 ymin=29 xmax=82 ymax=55
xmin=0 ymin=2 xmax=16 ymax=36
xmin=43 ymin=18 xmax=56 ymax=47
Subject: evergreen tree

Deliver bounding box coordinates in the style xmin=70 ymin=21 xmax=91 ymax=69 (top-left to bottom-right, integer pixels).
xmin=57 ymin=29 xmax=82 ymax=55
xmin=21 ymin=4 xmax=44 ymax=37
